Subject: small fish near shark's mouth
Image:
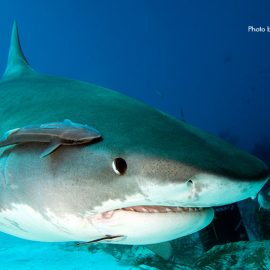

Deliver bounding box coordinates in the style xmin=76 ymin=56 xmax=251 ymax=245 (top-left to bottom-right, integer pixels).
xmin=89 ymin=205 xmax=214 ymax=245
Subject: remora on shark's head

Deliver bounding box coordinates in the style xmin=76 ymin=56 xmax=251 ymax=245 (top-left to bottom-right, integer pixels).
xmin=0 ymin=22 xmax=268 ymax=245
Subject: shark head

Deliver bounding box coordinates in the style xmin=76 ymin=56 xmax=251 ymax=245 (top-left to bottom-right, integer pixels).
xmin=0 ymin=23 xmax=269 ymax=245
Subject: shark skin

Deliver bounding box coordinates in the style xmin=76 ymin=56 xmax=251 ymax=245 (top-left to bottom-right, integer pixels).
xmin=0 ymin=22 xmax=268 ymax=245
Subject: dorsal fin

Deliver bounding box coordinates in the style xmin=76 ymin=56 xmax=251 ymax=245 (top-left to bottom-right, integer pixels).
xmin=2 ymin=21 xmax=34 ymax=79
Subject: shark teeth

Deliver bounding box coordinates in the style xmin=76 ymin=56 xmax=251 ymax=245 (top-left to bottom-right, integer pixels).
xmin=121 ymin=206 xmax=203 ymax=213
xmin=96 ymin=206 xmax=204 ymax=220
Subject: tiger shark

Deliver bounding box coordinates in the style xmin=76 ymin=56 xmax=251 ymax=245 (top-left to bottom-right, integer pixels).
xmin=0 ymin=22 xmax=268 ymax=245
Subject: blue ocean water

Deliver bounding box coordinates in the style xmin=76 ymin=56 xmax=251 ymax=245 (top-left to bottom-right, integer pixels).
xmin=0 ymin=1 xmax=269 ymax=269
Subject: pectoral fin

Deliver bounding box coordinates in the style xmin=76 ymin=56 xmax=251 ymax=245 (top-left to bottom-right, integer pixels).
xmin=76 ymin=235 xmax=125 ymax=246
xmin=40 ymin=142 xmax=61 ymax=158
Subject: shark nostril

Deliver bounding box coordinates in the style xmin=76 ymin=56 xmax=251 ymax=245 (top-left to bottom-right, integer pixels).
xmin=112 ymin=157 xmax=127 ymax=175
xmin=186 ymin=179 xmax=193 ymax=186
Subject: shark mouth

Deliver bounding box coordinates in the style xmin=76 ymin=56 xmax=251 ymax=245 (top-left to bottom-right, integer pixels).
xmin=121 ymin=205 xmax=203 ymax=213
xmin=100 ymin=205 xmax=205 ymax=218
xmin=91 ymin=205 xmax=214 ymax=245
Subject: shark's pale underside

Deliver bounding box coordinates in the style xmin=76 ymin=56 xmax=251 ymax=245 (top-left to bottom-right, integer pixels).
xmin=0 ymin=23 xmax=268 ymax=245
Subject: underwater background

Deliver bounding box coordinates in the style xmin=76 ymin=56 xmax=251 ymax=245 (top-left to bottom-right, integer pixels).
xmin=0 ymin=0 xmax=269 ymax=269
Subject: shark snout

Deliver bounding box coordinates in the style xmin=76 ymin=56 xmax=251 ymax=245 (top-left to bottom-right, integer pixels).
xmin=183 ymin=173 xmax=269 ymax=207
xmin=138 ymin=171 xmax=268 ymax=208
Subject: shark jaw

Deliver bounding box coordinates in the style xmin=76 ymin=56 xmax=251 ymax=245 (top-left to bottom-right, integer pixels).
xmin=86 ymin=173 xmax=268 ymax=245
xmin=0 ymin=203 xmax=214 ymax=245
xmin=90 ymin=206 xmax=214 ymax=245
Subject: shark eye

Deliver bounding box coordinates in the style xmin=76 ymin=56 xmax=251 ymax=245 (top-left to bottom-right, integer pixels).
xmin=112 ymin=158 xmax=127 ymax=175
